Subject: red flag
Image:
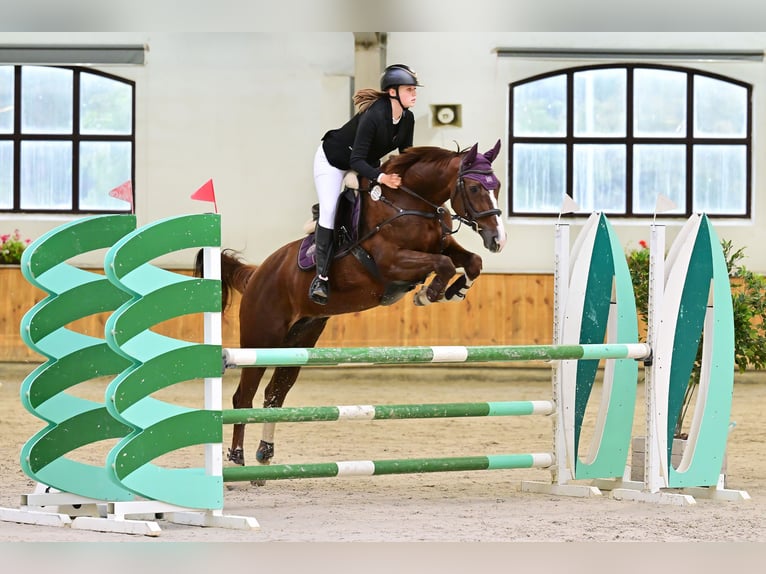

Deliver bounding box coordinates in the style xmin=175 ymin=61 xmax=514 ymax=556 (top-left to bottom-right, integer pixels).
xmin=191 ymin=179 xmax=218 ymax=212
xmin=109 ymin=180 xmax=134 ymax=212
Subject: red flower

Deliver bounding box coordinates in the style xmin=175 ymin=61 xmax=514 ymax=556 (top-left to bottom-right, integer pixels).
xmin=638 ymin=240 xmax=648 ymax=249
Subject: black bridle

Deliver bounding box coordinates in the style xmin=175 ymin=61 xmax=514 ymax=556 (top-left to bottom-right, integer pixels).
xmin=392 ymin=159 xmax=502 ymax=232
xmin=336 ymin=159 xmax=501 ymax=256
xmin=451 ymin=164 xmax=503 ymax=232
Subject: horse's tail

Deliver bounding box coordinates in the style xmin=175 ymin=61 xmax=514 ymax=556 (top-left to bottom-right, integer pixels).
xmin=193 ymin=248 xmax=258 ymax=312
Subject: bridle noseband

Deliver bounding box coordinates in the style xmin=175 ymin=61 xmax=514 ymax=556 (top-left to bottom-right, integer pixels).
xmin=452 ymin=163 xmax=502 ymax=232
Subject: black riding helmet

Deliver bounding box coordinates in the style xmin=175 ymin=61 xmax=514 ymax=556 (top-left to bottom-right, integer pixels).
xmin=380 ymin=64 xmax=422 ymax=91
xmin=380 ymin=64 xmax=422 ymax=110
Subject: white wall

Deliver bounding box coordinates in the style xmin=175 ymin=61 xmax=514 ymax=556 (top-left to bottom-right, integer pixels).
xmin=388 ymin=32 xmax=766 ymax=273
xmin=3 ymin=32 xmax=766 ymax=273
xmin=2 ymin=32 xmax=355 ymax=267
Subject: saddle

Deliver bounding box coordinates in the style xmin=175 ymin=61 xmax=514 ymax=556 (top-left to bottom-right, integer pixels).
xmin=297 ymin=173 xmax=421 ymax=306
xmin=298 ymin=172 xmax=364 ymax=271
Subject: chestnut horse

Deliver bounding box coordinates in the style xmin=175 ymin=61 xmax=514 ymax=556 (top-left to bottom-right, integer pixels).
xmin=200 ymin=140 xmax=506 ymax=471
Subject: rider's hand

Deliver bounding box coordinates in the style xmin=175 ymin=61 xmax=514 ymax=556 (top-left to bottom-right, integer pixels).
xmin=378 ymin=173 xmax=402 ymax=189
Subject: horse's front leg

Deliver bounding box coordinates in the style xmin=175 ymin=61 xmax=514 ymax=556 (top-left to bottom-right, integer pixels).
xmin=408 ymin=241 xmax=483 ymax=306
xmin=441 ymin=238 xmax=484 ymax=303
xmin=380 ymin=248 xmax=457 ymax=306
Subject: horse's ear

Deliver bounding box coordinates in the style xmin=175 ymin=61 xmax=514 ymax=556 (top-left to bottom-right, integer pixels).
xmin=483 ymin=139 xmax=502 ymax=164
xmin=463 ymin=143 xmax=478 ymax=167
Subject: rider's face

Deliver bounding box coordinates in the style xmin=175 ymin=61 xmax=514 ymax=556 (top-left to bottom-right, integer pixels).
xmin=389 ymin=86 xmax=417 ymax=109
xmin=397 ymin=85 xmax=417 ymax=108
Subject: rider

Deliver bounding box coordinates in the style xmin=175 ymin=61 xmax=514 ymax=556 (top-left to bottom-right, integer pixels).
xmin=309 ymin=63 xmax=421 ymax=305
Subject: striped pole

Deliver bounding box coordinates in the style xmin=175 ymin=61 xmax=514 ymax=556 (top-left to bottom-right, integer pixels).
xmin=223 ymin=343 xmax=651 ymax=368
xmin=222 ymin=400 xmax=554 ymax=424
xmin=222 ymin=453 xmax=554 ymax=482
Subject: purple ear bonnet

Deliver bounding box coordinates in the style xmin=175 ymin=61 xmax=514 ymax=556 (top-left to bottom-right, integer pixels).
xmin=462 ymin=140 xmax=501 ymax=190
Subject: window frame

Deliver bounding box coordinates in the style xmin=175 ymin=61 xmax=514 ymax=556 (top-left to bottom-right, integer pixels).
xmin=1 ymin=65 xmax=135 ymax=214
xmin=507 ymin=63 xmax=753 ymax=219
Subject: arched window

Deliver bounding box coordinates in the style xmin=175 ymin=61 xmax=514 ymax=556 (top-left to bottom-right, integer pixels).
xmin=0 ymin=65 xmax=134 ymax=213
xmin=508 ymin=64 xmax=751 ymax=217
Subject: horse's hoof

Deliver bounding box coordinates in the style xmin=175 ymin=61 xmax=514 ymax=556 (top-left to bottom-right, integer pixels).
xmin=256 ymin=440 xmax=274 ymax=462
xmin=227 ymin=447 xmax=245 ymax=466
xmin=445 ymin=290 xmax=466 ymax=302
xmin=250 ymin=440 xmax=275 ymax=486
xmin=413 ymin=288 xmax=429 ymax=306
xmin=445 ymin=274 xmax=471 ymax=302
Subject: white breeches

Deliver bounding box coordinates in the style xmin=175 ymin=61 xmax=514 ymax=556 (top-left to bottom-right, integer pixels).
xmin=313 ymin=144 xmax=346 ymax=229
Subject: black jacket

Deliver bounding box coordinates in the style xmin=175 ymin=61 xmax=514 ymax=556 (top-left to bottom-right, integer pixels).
xmin=321 ymin=96 xmax=414 ymax=183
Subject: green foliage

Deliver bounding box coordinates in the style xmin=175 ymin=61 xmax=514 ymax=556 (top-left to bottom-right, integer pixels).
xmin=626 ymin=240 xmax=650 ymax=328
xmin=0 ymin=229 xmax=30 ymax=264
xmin=725 ymin=240 xmax=766 ymax=373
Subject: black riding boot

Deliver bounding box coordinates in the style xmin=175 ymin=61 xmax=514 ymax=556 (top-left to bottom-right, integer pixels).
xmin=309 ymin=224 xmax=335 ymax=305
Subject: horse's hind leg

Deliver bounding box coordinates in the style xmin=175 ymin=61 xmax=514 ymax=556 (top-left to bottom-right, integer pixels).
xmin=256 ymin=365 xmax=302 ymax=463
xmin=243 ymin=366 xmax=302 ymax=487
xmin=228 ymin=366 xmax=267 ymax=466
xmin=255 ymin=317 xmax=329 ymax=473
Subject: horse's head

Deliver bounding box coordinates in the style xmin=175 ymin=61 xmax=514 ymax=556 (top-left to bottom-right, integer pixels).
xmin=451 ymin=139 xmax=507 ymax=253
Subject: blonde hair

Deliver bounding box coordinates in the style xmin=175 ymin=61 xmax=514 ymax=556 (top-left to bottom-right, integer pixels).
xmin=353 ymin=88 xmax=388 ymax=113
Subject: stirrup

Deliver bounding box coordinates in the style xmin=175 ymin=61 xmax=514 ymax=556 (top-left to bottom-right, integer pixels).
xmin=309 ymin=275 xmax=330 ymax=305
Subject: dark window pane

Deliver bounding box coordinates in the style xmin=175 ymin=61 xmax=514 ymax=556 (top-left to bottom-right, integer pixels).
xmin=632 ymin=144 xmax=686 ymax=214
xmin=694 ymin=145 xmax=746 ymax=214
xmin=21 ymin=66 xmax=73 ymax=135
xmin=574 ymin=69 xmax=626 ymax=137
xmin=0 ymin=66 xmax=13 ymax=134
xmin=20 ymin=141 xmax=72 ymax=209
xmin=80 ymin=73 xmax=132 ymax=135
xmin=0 ymin=141 xmax=12 ymax=208
xmin=634 ymin=69 xmax=686 ymax=138
xmin=573 ymin=144 xmax=626 ymax=212
xmin=694 ymin=76 xmax=747 ymax=138
xmin=512 ymin=143 xmax=566 ymax=212
xmin=79 ymin=141 xmax=132 ymax=210
xmin=513 ymin=75 xmax=566 ymax=137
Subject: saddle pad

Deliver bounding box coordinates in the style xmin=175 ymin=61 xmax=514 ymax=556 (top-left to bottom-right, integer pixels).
xmin=296 ymin=188 xmax=363 ymax=271
xmin=298 ymin=234 xmax=316 ymax=271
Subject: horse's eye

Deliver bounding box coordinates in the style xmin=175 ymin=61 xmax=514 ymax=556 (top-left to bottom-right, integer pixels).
xmin=469 ymin=184 xmax=480 ymax=193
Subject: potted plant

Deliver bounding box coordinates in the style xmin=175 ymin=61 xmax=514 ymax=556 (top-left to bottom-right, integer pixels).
xmin=0 ymin=229 xmax=31 ymax=265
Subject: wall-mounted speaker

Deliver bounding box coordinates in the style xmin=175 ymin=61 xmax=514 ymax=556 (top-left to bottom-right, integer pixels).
xmin=430 ymin=104 xmax=461 ymax=127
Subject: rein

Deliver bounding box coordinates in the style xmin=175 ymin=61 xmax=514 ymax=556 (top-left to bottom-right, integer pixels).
xmin=335 ymin=189 xmax=448 ymax=258
xmin=336 ymin=159 xmax=500 ymax=257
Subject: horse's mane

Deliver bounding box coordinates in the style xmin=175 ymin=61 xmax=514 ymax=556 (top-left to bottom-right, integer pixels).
xmin=382 ymin=146 xmax=459 ymax=177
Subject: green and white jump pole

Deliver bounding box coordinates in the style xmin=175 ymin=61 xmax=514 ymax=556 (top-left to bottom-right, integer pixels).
xmin=223 ymin=343 xmax=651 ymax=368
